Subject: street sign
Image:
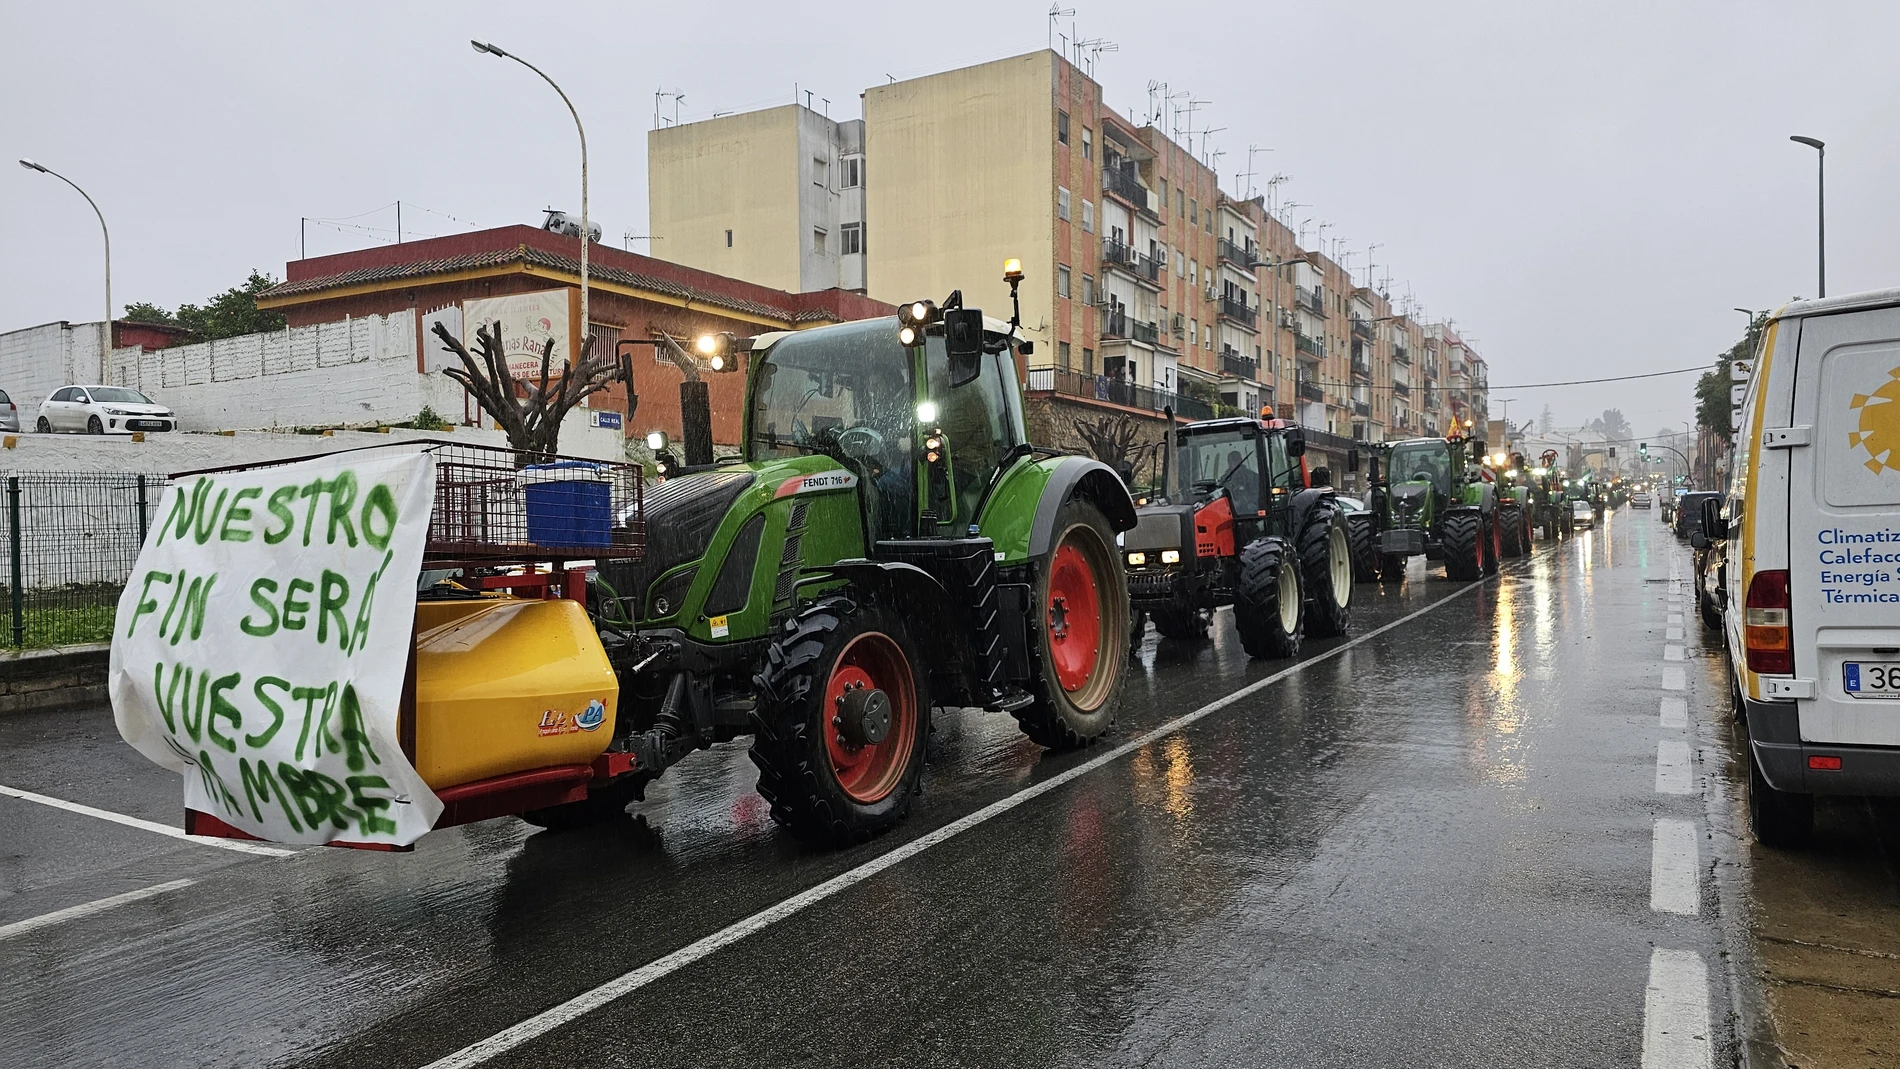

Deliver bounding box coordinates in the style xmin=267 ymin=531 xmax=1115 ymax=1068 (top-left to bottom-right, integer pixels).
xmin=590 ymin=410 xmax=623 ymax=430
xmin=1730 ymin=383 xmax=1748 ymax=405
xmin=1731 ymin=406 xmax=1743 ymax=432
xmin=1731 ymin=359 xmax=1754 ymax=381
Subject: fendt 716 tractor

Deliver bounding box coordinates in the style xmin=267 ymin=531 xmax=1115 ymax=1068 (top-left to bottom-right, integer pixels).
xmin=1375 ymin=433 xmax=1502 ymax=581
xmin=165 ymin=268 xmax=1137 ymax=850
xmin=1121 ymin=417 xmax=1353 ymax=658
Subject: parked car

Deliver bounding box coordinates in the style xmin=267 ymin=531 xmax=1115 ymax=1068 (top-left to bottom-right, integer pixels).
xmin=1691 ymin=498 xmax=1726 ymax=632
xmin=36 ymin=385 xmax=175 ymax=434
xmin=1570 ymin=499 xmax=1594 ymax=529
xmin=0 ymin=389 xmax=18 ymax=433
xmin=1675 ymin=490 xmax=1722 ymax=542
xmin=1630 ymin=491 xmax=1652 ymax=509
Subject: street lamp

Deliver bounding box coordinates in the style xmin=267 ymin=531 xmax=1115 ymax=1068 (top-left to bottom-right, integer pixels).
xmin=20 ymin=158 xmax=112 ymax=377
xmin=472 ymin=40 xmax=591 ymax=357
xmin=1789 ymin=135 xmax=1825 ymax=298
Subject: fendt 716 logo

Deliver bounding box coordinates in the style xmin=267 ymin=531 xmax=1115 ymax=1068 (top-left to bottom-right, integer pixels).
xmin=1848 ymin=365 xmax=1900 ymax=473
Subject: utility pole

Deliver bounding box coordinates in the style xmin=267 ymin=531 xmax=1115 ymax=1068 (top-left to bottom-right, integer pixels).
xmin=1790 ymin=136 xmax=1826 ymax=297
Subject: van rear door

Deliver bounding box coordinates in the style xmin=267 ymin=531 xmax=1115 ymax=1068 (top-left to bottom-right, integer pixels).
xmin=1788 ymin=303 xmax=1900 ymax=746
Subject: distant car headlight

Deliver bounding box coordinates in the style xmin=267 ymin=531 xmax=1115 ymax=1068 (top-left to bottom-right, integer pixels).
xmin=1126 ymin=551 xmax=1147 ymax=566
xmin=1161 ymin=549 xmax=1181 ymax=564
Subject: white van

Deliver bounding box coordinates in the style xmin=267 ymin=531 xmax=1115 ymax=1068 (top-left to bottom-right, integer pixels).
xmin=1716 ymin=287 xmax=1900 ymax=845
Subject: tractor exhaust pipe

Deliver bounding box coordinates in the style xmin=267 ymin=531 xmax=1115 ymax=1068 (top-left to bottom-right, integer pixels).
xmin=1162 ymin=404 xmax=1177 ymax=502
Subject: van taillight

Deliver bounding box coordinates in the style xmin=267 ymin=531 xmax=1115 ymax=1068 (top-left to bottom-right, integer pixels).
xmin=1745 ymin=569 xmax=1792 ymax=675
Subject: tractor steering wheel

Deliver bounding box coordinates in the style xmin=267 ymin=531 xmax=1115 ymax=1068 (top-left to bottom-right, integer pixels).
xmin=837 ymin=425 xmax=886 ymax=461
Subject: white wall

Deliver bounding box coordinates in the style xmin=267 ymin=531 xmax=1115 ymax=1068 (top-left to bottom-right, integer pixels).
xmin=0 ymin=321 xmax=109 ymax=411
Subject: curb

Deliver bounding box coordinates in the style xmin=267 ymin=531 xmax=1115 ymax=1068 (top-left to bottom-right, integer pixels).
xmin=1 ymin=643 xmax=111 ymax=716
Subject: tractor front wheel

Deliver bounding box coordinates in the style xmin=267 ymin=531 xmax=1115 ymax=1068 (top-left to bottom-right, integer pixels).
xmin=750 ymin=597 xmax=929 ymax=845
xmin=1483 ymin=514 xmax=1503 ymax=576
xmin=1014 ymin=500 xmax=1129 ymax=750
xmin=1150 ymin=604 xmax=1209 ymax=640
xmin=1345 ymin=512 xmax=1378 ymax=582
xmin=1441 ymin=511 xmax=1484 ymax=581
xmin=1299 ymin=500 xmax=1353 ymax=638
xmin=1499 ymin=504 xmax=1526 ymax=558
xmin=1234 ymin=536 xmax=1302 ymax=659
xmin=1380 ymin=552 xmax=1408 ymax=582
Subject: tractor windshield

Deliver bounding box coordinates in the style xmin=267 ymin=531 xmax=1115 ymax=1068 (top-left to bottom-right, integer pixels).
xmin=1178 ymin=427 xmax=1262 ymax=515
xmin=749 ymin=320 xmax=917 ymax=465
xmin=1390 ymin=441 xmax=1451 ymax=496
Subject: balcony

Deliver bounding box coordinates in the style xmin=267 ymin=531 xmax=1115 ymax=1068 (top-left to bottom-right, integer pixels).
xmin=1296 ymin=286 xmax=1326 ymax=316
xmin=1391 ymin=345 xmax=1410 ymax=364
xmin=1351 ymin=354 xmax=1370 ymax=379
xmin=1218 ymin=297 xmax=1258 ymax=330
xmin=1352 ymin=399 xmax=1371 ymax=417
xmin=1391 ymin=380 xmax=1411 ymax=397
xmin=1217 ymin=238 xmax=1257 ymax=269
xmin=1132 ymin=320 xmax=1160 ymax=346
xmin=1219 ymin=349 xmax=1258 ymax=380
xmin=1101 ymin=238 xmax=1162 ymax=286
xmin=1101 ymin=163 xmax=1156 ymax=216
xmin=1296 ymin=377 xmax=1324 ymax=403
xmin=1294 ymin=331 xmax=1324 ymax=358
xmin=1025 ymin=365 xmax=1213 ymax=420
xmin=1350 ymin=316 xmax=1374 ymax=340
xmin=1102 ymin=309 xmax=1128 ymax=339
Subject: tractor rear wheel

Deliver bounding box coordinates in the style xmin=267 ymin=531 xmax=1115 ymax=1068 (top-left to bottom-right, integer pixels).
xmin=750 ymin=597 xmax=930 ymax=845
xmin=1441 ymin=511 xmax=1483 ymax=581
xmin=1299 ymin=499 xmax=1353 ymax=638
xmin=1346 ymin=512 xmax=1378 ymax=582
xmin=1014 ymin=500 xmax=1128 ymax=750
xmin=1483 ymin=514 xmax=1503 ymax=576
xmin=1234 ymin=536 xmax=1302 ymax=659
xmin=1499 ymin=504 xmax=1526 ymax=558
xmin=1150 ymin=604 xmax=1209 ymax=640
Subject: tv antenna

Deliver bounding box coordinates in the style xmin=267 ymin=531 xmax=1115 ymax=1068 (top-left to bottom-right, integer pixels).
xmin=1047 ymin=4 xmax=1075 ymax=50
xmin=1076 ymin=38 xmax=1117 ymax=77
xmin=654 ymin=88 xmax=687 ymax=129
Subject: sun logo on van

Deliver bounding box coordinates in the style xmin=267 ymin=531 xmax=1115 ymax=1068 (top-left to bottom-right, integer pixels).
xmin=1848 ymin=365 xmax=1900 ymax=473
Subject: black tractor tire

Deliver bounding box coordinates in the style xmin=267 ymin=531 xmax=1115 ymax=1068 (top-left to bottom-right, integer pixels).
xmin=1234 ymin=536 xmax=1302 ymax=660
xmin=1499 ymin=504 xmax=1527 ymax=558
xmin=750 ymin=597 xmax=931 ymax=845
xmin=1150 ymin=604 xmax=1209 ymax=641
xmin=1747 ymin=744 xmax=1813 ymax=848
xmin=1483 ymin=514 xmax=1502 ymax=576
xmin=36 ymin=416 xmax=51 ymax=434
xmin=520 ymin=773 xmax=654 ymax=831
xmin=1298 ymin=500 xmax=1353 ymax=638
xmin=1013 ymin=499 xmax=1129 ymax=750
xmin=1380 ymin=552 xmax=1408 ymax=582
xmin=1346 ymin=512 xmax=1378 ymax=582
xmin=1441 ymin=511 xmax=1484 ymax=581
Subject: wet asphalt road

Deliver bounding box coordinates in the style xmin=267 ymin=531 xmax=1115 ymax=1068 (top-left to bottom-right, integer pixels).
xmin=0 ymin=512 xmax=1736 ymax=1068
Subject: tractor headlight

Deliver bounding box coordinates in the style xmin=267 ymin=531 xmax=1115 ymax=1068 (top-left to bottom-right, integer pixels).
xmin=898 ymin=324 xmax=921 ymax=347
xmin=916 ymin=401 xmax=939 ymax=424
xmin=1161 ymin=549 xmax=1181 ymax=564
xmin=1127 ymin=551 xmax=1147 ymax=566
xmin=695 ymin=332 xmax=741 ymax=371
xmin=646 ymin=430 xmax=668 ymax=451
xmin=897 ymin=298 xmax=939 ymax=346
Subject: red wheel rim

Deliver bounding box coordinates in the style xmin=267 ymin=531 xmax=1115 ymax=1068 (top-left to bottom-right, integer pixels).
xmin=1047 ymin=539 xmax=1104 ymax=692
xmin=822 ymin=632 xmax=916 ymax=804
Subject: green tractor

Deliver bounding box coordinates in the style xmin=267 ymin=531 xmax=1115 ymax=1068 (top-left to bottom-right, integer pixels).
xmin=1492 ymin=452 xmax=1534 ymax=559
xmin=1374 ymin=434 xmax=1504 ymax=581
xmin=1528 ymin=449 xmax=1572 ymax=539
xmin=576 ymin=276 xmax=1136 ymax=844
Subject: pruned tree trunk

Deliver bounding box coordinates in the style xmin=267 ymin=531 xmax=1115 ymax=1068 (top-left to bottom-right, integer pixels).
xmin=431 ymin=320 xmax=620 ymax=462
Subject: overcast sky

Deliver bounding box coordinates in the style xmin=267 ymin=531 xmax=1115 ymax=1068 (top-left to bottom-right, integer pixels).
xmin=5 ymin=1 xmax=1894 ymax=437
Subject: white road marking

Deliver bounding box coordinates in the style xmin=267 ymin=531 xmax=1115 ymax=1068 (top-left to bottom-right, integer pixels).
xmin=1660 ymin=698 xmax=1688 ymax=730
xmin=1663 ymin=645 xmax=1684 ymax=662
xmin=417 ymin=568 xmax=1504 ymax=1069
xmin=0 ymin=878 xmax=197 ymax=941
xmin=1666 ymin=626 xmax=1684 ymax=641
xmin=1650 ymin=819 xmax=1701 ymax=915
xmin=1656 ymin=740 xmax=1695 ymax=795
xmin=0 ymin=783 xmax=294 ymax=858
xmin=1668 ymin=613 xmax=1683 ymax=626
xmin=1662 ymin=666 xmax=1685 ymax=691
xmin=1641 ymin=948 xmax=1713 ymax=1069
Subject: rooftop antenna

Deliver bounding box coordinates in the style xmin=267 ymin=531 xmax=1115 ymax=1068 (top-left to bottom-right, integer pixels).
xmin=1298 ymin=217 xmax=1313 ymax=244
xmin=1243 ymin=146 xmax=1273 ymax=199
xmin=1265 ymin=173 xmax=1290 ymax=215
xmin=1146 ymin=80 xmax=1165 ymax=126
xmin=1366 ymin=242 xmax=1382 ymax=289
xmin=1201 ymin=128 xmax=1226 ymax=169
xmin=1076 ymin=38 xmax=1117 ymax=77
xmin=1048 ymin=4 xmax=1075 ymax=50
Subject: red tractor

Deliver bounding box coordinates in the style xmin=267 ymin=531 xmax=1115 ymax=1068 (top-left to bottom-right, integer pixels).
xmin=1123 ymin=416 xmax=1354 ymax=658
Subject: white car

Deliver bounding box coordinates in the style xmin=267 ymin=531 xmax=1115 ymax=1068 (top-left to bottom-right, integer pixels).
xmin=36 ymin=385 xmax=175 ymax=434
xmin=1630 ymin=491 xmax=1652 ymax=509
xmin=1570 ymin=499 xmax=1594 ymax=529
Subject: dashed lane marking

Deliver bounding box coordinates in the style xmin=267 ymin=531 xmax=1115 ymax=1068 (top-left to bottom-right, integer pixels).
xmin=415 ymin=564 xmax=1507 ymax=1069
xmin=0 ymin=878 xmax=197 ymax=941
xmin=1650 ymin=819 xmax=1701 ymax=915
xmin=1666 ymin=626 xmax=1684 ymax=640
xmin=1664 ymin=645 xmax=1684 ymax=662
xmin=1641 ymin=948 xmax=1713 ymax=1069
xmin=1660 ymin=698 xmax=1688 ymax=730
xmin=0 ymin=783 xmax=295 ymax=858
xmin=1656 ymin=740 xmax=1695 ymax=795
xmin=1668 ymin=613 xmax=1683 ymax=626
xmin=1662 ymin=666 xmax=1686 ymax=691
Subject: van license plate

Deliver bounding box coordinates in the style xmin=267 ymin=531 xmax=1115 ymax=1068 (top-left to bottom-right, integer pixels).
xmin=1843 ymin=662 xmax=1900 ymax=697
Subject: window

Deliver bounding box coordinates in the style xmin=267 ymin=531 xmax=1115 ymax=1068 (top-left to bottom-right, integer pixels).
xmin=1189 ymin=198 xmax=1197 ymax=225
xmin=1081 ymin=200 xmax=1094 ymax=233
xmin=1058 ymin=186 xmax=1071 ymax=222
xmin=812 ymin=227 xmax=827 ymax=255
xmin=1203 ymin=323 xmax=1213 ymax=348
xmin=813 ymin=157 xmax=828 ymax=188
xmin=1189 ymin=319 xmax=1198 ymax=348
xmin=1081 ymin=274 xmax=1094 ymax=305
xmin=1205 ymin=209 xmax=1213 ymax=235
xmin=1058 ymin=265 xmax=1071 ymax=298
xmin=1175 ymin=251 xmax=1185 ymax=278
xmin=1083 ymin=347 xmax=1095 ymax=375
xmin=840 ymin=222 xmax=863 ymax=255
xmin=725 ymin=229 xmax=733 ymax=248
xmin=840 ymin=156 xmax=862 ymax=188
xmin=1176 ymin=189 xmax=1185 ymax=216
xmin=1081 ymin=127 xmax=1092 ymax=161
xmin=1059 ymin=340 xmax=1072 ymax=369
xmin=1159 ymin=177 xmax=1169 ymax=208
xmin=1189 ymin=259 xmax=1198 ymax=285
xmin=1057 ymin=110 xmax=1070 ymax=144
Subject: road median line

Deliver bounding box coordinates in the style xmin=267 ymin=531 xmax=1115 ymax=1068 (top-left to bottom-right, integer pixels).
xmin=0 ymin=877 xmax=197 ymax=941
xmin=0 ymin=783 xmax=295 ymax=858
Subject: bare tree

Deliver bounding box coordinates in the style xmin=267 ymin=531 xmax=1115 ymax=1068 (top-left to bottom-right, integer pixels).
xmin=1071 ymin=412 xmax=1160 ymax=482
xmin=431 ymin=320 xmax=619 ymax=460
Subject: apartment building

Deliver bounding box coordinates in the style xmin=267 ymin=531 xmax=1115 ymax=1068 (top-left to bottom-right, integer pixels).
xmin=646 ymin=48 xmax=1488 ymax=473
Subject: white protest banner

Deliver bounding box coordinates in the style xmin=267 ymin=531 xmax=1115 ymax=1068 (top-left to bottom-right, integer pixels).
xmin=110 ymin=449 xmax=442 ymax=846
xmin=464 ymin=290 xmax=573 ymax=380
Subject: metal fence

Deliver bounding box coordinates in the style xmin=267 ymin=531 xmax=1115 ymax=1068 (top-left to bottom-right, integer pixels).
xmin=2 ymin=472 xmax=166 ymax=649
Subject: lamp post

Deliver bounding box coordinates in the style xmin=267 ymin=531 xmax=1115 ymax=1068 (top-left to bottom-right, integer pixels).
xmin=473 ymin=40 xmax=590 ymax=357
xmin=1789 ymin=135 xmax=1825 ymax=298
xmin=20 ymin=158 xmax=112 ymax=377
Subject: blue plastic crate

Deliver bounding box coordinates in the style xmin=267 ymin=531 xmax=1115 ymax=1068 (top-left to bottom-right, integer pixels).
xmin=522 ymin=462 xmax=611 ymax=549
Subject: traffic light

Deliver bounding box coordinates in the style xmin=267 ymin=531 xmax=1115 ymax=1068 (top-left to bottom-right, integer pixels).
xmin=1638 ymin=442 xmax=1649 ymax=460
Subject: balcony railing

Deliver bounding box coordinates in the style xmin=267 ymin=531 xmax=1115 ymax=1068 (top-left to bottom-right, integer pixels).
xmin=1219 ymin=349 xmax=1258 ymax=380
xmin=1217 ymin=238 xmax=1257 ymax=268
xmin=1352 ymin=399 xmax=1371 ymax=417
xmin=1294 ymin=332 xmax=1324 ymax=358
xmin=1101 ymin=164 xmax=1154 ymax=214
xmin=1391 ymin=380 xmax=1411 ymax=397
xmin=1296 ymin=286 xmax=1326 ymax=316
xmin=1351 ymin=354 xmax=1370 ymax=378
xmin=1296 ymin=377 xmax=1324 ymax=402
xmin=1102 ymin=309 xmax=1128 ymax=339
xmin=1391 ymin=345 xmax=1410 ymax=364
xmin=1132 ymin=320 xmax=1160 ymax=346
xmin=1218 ymin=297 xmax=1258 ymax=329
xmin=1025 ymin=365 xmax=1214 ymax=420
xmin=1100 ymin=238 xmax=1161 ymax=284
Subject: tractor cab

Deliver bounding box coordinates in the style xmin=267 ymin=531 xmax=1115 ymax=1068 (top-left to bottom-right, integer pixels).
xmin=1170 ymin=416 xmax=1310 ymax=537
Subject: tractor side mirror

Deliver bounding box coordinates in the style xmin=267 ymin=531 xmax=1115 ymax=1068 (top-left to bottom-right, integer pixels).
xmin=1283 ymin=426 xmax=1306 ymax=458
xmin=1701 ymin=497 xmax=1727 ymax=539
xmin=1691 ymin=531 xmax=1709 ymax=550
xmin=943 ymin=308 xmax=985 ymax=388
